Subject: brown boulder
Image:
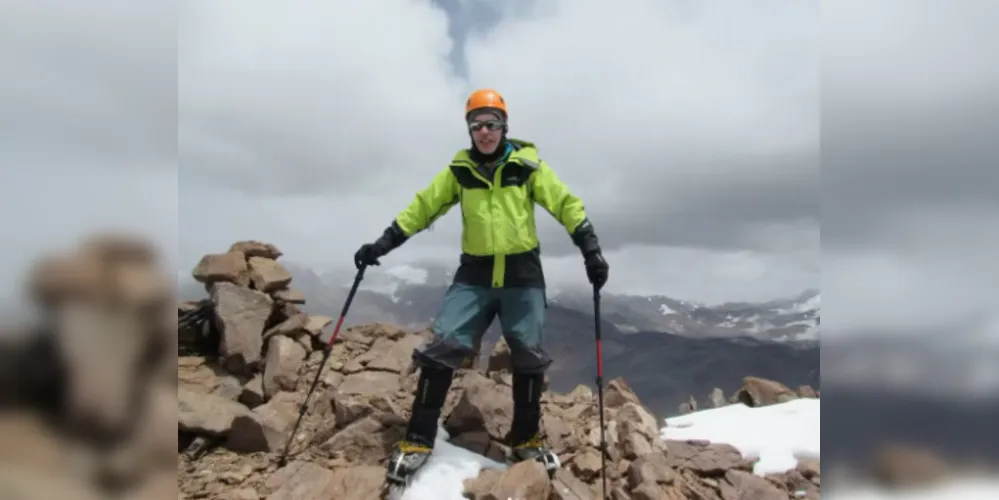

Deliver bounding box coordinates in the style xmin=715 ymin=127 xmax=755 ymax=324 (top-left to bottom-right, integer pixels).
xmin=55 ymin=303 xmax=149 ymax=436
xmin=605 ymin=377 xmax=642 ymax=408
xmin=211 ymin=282 xmax=274 ymax=374
xmin=272 ymin=287 xmax=306 ymax=303
xmin=463 ymin=468 xmax=504 ymax=499
xmin=239 ymin=374 xmax=266 ymax=407
xmin=540 ymin=411 xmax=579 ymax=456
xmin=221 ymin=488 xmax=259 ymax=500
xmin=127 ymin=382 xmax=177 ymax=473
xmin=262 ymin=312 xmax=309 ymax=341
xmin=110 ymin=258 xmax=173 ymax=308
xmin=0 ymin=412 xmax=76 ymax=475
xmin=229 ymin=240 xmax=283 ymax=259
xmin=248 ymin=256 xmax=293 ymax=292
xmin=483 ymin=460 xmax=551 ymax=500
xmin=226 ymin=392 xmax=297 ymax=453
xmin=332 ymin=392 xmax=399 ymax=430
xmin=317 ymin=413 xmax=406 ymax=464
xmin=304 ymin=315 xmax=333 ymax=336
xmin=364 ymin=334 xmax=426 ymax=373
xmin=0 ymin=467 xmax=104 ymax=500
xmin=29 ymin=232 xmax=171 ymax=309
xmin=444 ymin=371 xmax=512 ymax=441
xmin=568 ymin=447 xmax=603 ymax=482
xmin=262 ymin=461 xmax=337 ymax=500
xmin=734 ymin=377 xmax=798 ymax=407
xmin=326 ymin=465 xmax=386 ymax=499
xmin=663 ymin=440 xmax=750 ymax=475
xmin=549 ymin=384 xmax=593 ymax=407
xmin=262 ymin=335 xmax=307 ymax=398
xmin=614 ymin=402 xmax=665 ymax=460
xmin=178 ymin=387 xmax=252 ymax=436
xmin=720 ymin=469 xmax=787 ymax=500
xmin=767 ymin=469 xmax=819 ymax=499
xmin=627 ymin=452 xmax=677 ymax=489
xmin=550 ymin=468 xmax=595 ymax=499
xmin=449 ymin=431 xmax=507 ymax=463
xmin=27 ymin=252 xmax=104 ymax=306
xmin=192 ymin=251 xmax=248 ymax=285
xmin=337 ymin=370 xmax=402 ymax=399
xmin=487 ymin=337 xmax=513 ymax=374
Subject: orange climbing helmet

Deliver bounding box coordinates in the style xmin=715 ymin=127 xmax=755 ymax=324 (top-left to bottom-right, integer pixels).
xmin=465 ymin=88 xmax=507 ymax=121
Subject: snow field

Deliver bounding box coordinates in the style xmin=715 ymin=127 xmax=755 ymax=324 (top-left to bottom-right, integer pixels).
xmin=400 ymin=398 xmax=823 ymax=499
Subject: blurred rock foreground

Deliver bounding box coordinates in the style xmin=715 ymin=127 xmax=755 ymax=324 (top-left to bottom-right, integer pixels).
xmin=1 ymin=234 xmax=176 ymax=499
xmin=1 ymin=236 xmax=822 ymax=499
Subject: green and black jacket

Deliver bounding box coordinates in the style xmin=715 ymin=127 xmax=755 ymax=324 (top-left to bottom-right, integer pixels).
xmin=376 ymin=138 xmax=600 ymax=288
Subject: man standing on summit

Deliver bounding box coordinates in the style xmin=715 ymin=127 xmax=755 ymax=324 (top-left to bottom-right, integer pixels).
xmin=353 ymin=89 xmax=609 ymax=486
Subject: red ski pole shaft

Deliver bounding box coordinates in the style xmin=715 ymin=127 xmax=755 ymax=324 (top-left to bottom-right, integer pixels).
xmin=279 ymin=265 xmax=367 ymax=464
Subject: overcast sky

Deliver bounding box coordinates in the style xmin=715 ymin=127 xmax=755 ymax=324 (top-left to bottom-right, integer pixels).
xmin=174 ymin=0 xmax=820 ymax=305
xmin=821 ymin=0 xmax=999 ymax=339
xmin=0 ymin=1 xmax=178 ymax=312
xmin=1 ymin=1 xmax=996 ymax=340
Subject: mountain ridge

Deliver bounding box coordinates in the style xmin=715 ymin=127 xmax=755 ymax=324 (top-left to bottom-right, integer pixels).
xmin=178 ymin=257 xmax=820 ymax=417
xmin=179 ymin=259 xmax=820 ymax=344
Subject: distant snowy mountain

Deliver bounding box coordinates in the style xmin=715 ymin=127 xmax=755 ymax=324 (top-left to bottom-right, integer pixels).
xmin=547 ymin=288 xmax=819 ymax=343
xmin=308 ymin=263 xmax=820 ymax=343
xmin=352 ymin=263 xmax=821 ymax=343
xmin=179 ymin=261 xmax=820 ymax=343
xmin=346 ymin=264 xmax=432 ymax=303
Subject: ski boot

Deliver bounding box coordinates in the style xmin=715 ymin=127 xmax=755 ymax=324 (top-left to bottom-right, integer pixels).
xmin=384 ymin=363 xmax=454 ymax=494
xmin=508 ymin=371 xmax=560 ymax=478
xmin=509 ymin=432 xmax=560 ymax=478
xmin=385 ymin=439 xmax=433 ymax=488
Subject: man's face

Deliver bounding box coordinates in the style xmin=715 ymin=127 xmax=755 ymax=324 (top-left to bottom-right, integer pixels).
xmin=468 ymin=111 xmax=504 ymax=155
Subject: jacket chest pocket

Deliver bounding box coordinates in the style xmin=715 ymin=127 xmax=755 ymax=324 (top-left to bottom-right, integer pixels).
xmin=460 ymin=188 xmax=493 ymax=222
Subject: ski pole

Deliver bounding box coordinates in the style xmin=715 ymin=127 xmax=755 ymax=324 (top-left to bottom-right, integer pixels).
xmin=278 ymin=265 xmax=367 ymax=466
xmin=593 ymin=285 xmax=607 ymax=500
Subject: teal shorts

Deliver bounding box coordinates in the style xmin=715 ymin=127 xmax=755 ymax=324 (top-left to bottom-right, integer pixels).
xmin=412 ymin=283 xmax=553 ymax=374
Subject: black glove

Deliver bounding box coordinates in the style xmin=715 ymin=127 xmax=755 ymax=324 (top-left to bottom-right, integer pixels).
xmin=353 ymin=243 xmax=385 ymax=269
xmin=584 ymin=251 xmax=609 ymax=290
xmin=354 ymin=222 xmax=409 ymax=270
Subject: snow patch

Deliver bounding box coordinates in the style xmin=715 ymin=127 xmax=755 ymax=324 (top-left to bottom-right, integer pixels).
xmin=397 ymin=425 xmax=507 ymax=500
xmin=389 ymin=394 xmax=822 ymax=496
xmin=660 ymin=398 xmax=820 ymax=476
xmin=778 ymin=293 xmax=820 ymax=315
xmin=385 ymin=264 xmax=429 ymax=285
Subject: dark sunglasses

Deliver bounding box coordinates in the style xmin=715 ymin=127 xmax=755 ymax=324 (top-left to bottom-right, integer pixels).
xmin=468 ymin=119 xmax=504 ymax=132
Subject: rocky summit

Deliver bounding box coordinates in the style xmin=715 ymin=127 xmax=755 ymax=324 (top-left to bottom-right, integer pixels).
xmin=177 ymin=240 xmax=821 ymax=500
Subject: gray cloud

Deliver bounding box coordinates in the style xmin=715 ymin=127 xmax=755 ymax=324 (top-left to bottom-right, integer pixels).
xmin=176 ymin=0 xmax=819 ymax=302
xmin=821 ymin=0 xmax=999 ymax=339
xmin=0 ymin=1 xmax=178 ymax=305
xmin=0 ymin=1 xmax=176 ymax=171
